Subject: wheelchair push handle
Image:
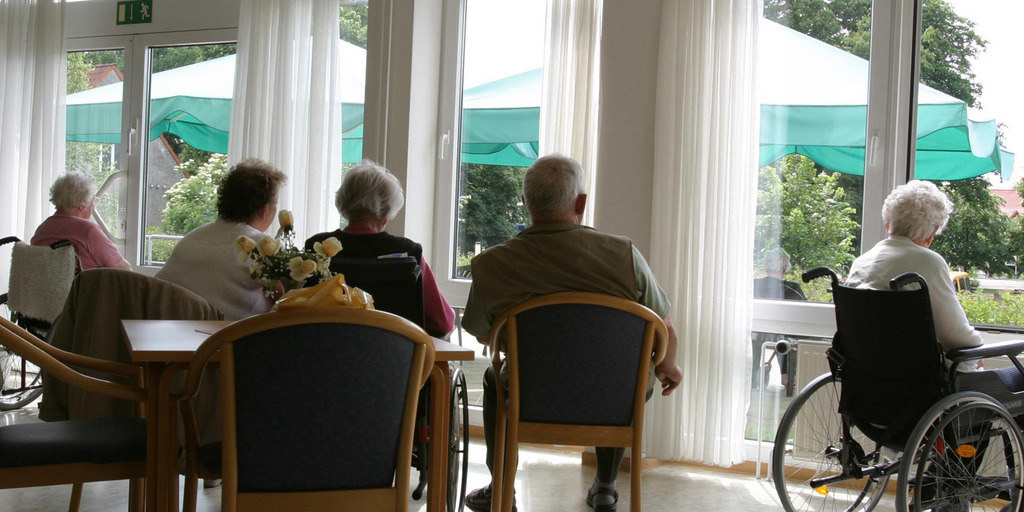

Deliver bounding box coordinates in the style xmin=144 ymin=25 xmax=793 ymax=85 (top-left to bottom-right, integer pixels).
xmin=0 ymin=236 xmax=21 ymax=247
xmin=889 ymin=272 xmax=928 ymax=292
xmin=802 ymin=266 xmax=839 ymax=287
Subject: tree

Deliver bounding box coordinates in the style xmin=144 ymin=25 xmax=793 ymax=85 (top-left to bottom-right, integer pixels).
xmin=930 ymin=179 xmax=1011 ymax=276
xmin=756 ymin=155 xmax=859 ymax=273
xmin=161 ymin=155 xmax=228 ymax=235
xmin=339 ymin=5 xmax=369 ymax=48
xmin=457 ymin=164 xmax=528 ymax=255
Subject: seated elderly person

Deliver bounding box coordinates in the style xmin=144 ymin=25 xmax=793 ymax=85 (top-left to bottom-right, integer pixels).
xmin=845 ymin=180 xmax=982 ymax=369
xmin=751 ymin=248 xmax=806 ymax=389
xmin=157 ymin=159 xmax=287 ymax=321
xmin=32 ymin=172 xmax=131 ymax=271
xmin=304 ymin=159 xmax=455 ymax=337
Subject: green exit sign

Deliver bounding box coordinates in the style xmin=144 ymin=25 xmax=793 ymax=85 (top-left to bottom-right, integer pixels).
xmin=116 ymin=0 xmax=152 ymax=25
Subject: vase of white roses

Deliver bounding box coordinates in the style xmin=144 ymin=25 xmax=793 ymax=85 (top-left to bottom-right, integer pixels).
xmin=236 ymin=210 xmax=343 ymax=298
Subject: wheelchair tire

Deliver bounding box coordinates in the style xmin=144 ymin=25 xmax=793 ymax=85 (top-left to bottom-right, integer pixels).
xmin=0 ymin=294 xmax=44 ymax=411
xmin=773 ymin=373 xmax=892 ymax=512
xmin=447 ymin=366 xmax=469 ymax=512
xmin=896 ymin=392 xmax=1024 ymax=512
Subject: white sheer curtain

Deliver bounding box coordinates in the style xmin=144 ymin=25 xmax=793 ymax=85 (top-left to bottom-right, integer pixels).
xmin=539 ymin=0 xmax=602 ymax=224
xmin=229 ymin=0 xmax=344 ymax=238
xmin=0 ymin=0 xmax=66 ymax=293
xmin=645 ymin=0 xmax=760 ymax=466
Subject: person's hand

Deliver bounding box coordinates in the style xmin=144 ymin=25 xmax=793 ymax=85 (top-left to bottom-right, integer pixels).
xmin=655 ymin=362 xmax=683 ymax=396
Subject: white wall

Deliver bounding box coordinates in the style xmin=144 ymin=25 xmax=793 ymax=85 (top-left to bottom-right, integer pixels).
xmin=66 ymin=0 xmax=241 ymax=39
xmin=593 ymin=0 xmax=662 ymax=256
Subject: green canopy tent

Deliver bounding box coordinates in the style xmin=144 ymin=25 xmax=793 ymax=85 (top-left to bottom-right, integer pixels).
xmin=66 ymin=43 xmax=367 ymax=158
xmin=759 ymin=19 xmax=1014 ymax=180
xmin=66 ymin=21 xmax=1013 ymax=178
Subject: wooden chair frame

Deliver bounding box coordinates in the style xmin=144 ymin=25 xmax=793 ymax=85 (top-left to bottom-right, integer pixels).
xmin=0 ymin=316 xmax=147 ymax=512
xmin=178 ymin=307 xmax=435 ymax=512
xmin=489 ymin=292 xmax=667 ymax=512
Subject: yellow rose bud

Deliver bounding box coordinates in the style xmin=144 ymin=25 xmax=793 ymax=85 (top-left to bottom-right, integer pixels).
xmin=288 ymin=256 xmax=319 ymax=281
xmin=258 ymin=236 xmax=280 ymax=256
xmin=278 ymin=210 xmax=294 ymax=228
xmin=322 ymin=237 xmax=343 ymax=257
xmin=235 ymin=236 xmax=256 ymax=253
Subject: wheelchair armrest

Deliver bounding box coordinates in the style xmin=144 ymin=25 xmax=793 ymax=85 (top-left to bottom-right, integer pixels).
xmin=946 ymin=339 xmax=1024 ymax=362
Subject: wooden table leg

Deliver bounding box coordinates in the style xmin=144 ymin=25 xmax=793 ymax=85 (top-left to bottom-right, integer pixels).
xmin=145 ymin=362 xmax=183 ymax=512
xmin=427 ymin=362 xmax=452 ymax=512
xmin=144 ymin=363 xmax=161 ymax=512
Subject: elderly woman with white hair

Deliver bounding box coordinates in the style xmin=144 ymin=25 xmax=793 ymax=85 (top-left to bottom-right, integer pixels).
xmin=846 ymin=180 xmax=982 ymax=366
xmin=304 ymin=159 xmax=455 ymax=337
xmin=31 ymin=172 xmax=131 ymax=271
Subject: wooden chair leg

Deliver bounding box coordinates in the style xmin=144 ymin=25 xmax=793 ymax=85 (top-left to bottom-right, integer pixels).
xmin=129 ymin=477 xmax=145 ymax=512
xmin=491 ymin=407 xmax=506 ymax=512
xmin=68 ymin=482 xmax=83 ymax=512
xmin=500 ymin=419 xmax=518 ymax=512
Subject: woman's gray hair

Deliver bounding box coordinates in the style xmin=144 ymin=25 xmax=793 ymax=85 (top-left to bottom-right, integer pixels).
xmin=335 ymin=159 xmax=405 ymax=222
xmin=882 ymin=180 xmax=954 ymax=242
xmin=522 ymin=154 xmax=586 ymax=219
xmin=764 ymin=247 xmax=792 ymax=274
xmin=50 ymin=172 xmax=96 ymax=212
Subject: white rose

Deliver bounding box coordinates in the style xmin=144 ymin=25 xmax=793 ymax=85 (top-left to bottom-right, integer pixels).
xmin=321 ymin=237 xmax=343 ymax=257
xmin=258 ymin=236 xmax=280 ymax=256
xmin=288 ymin=256 xmax=318 ymax=281
xmin=278 ymin=210 xmax=294 ymax=228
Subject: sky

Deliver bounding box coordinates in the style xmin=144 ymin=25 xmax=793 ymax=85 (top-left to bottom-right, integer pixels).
xmin=946 ymin=0 xmax=1024 ymax=189
xmin=461 ymin=0 xmax=545 ymax=89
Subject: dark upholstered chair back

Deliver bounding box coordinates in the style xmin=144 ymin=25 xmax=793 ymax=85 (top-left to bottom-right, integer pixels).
xmin=180 ymin=307 xmax=434 ymax=512
xmin=514 ymin=304 xmax=646 ymax=425
xmin=330 ymin=257 xmax=425 ymax=330
xmin=488 ymin=291 xmax=668 ymax=512
xmin=829 ymin=272 xmax=947 ymax=445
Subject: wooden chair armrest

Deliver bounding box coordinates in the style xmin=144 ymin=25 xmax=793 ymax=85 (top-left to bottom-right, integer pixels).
xmin=1 ymin=316 xmax=145 ymax=403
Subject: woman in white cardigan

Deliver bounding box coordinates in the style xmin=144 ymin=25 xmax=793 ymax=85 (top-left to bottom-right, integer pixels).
xmin=845 ymin=180 xmax=983 ymax=369
xmin=157 ymin=159 xmax=286 ymax=321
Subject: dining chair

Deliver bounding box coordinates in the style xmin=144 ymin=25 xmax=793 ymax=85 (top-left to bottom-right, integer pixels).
xmin=178 ymin=307 xmax=435 ymax=512
xmin=0 ymin=315 xmax=147 ymax=512
xmin=40 ymin=268 xmax=223 ymax=422
xmin=489 ymin=292 xmax=668 ymax=512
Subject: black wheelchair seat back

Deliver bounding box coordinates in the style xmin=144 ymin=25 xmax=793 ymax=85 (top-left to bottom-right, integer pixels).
xmin=329 ymin=256 xmax=425 ymax=330
xmin=817 ymin=268 xmax=949 ymax=448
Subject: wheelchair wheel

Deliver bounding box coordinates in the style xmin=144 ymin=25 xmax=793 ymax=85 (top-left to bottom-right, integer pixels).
xmin=773 ymin=373 xmax=893 ymax=512
xmin=447 ymin=367 xmax=469 ymax=512
xmin=0 ymin=294 xmax=44 ymax=411
xmin=896 ymin=392 xmax=1024 ymax=512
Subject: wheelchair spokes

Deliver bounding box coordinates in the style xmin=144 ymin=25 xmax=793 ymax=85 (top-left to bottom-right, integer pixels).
xmin=774 ymin=374 xmax=893 ymax=512
xmin=899 ymin=399 xmax=1024 ymax=512
xmin=0 ymin=295 xmax=43 ymax=411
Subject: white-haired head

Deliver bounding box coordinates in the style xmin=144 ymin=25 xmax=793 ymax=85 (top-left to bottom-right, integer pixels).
xmin=50 ymin=172 xmax=96 ymax=213
xmin=522 ymin=154 xmax=586 ymax=221
xmin=764 ymin=247 xmax=792 ymax=275
xmin=335 ymin=159 xmax=405 ymax=223
xmin=882 ymin=180 xmax=954 ymax=242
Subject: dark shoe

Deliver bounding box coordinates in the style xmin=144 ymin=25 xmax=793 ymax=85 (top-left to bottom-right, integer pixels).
xmin=587 ymin=484 xmax=619 ymax=511
xmin=202 ymin=478 xmax=222 ymax=489
xmin=465 ymin=484 xmax=516 ymax=512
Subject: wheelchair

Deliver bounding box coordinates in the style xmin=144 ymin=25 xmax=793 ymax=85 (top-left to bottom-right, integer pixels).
xmin=773 ymin=267 xmax=1024 ymax=512
xmin=0 ymin=236 xmax=78 ymax=410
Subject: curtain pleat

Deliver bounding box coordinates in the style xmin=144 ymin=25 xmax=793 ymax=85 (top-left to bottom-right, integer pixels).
xmin=540 ymin=0 xmax=602 ymax=223
xmin=229 ymin=0 xmax=343 ymax=238
xmin=645 ymin=0 xmax=760 ymax=466
xmin=0 ymin=0 xmax=66 ymax=294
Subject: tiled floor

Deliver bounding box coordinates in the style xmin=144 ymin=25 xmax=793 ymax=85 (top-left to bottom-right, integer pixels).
xmin=1 ymin=399 xmax=797 ymax=512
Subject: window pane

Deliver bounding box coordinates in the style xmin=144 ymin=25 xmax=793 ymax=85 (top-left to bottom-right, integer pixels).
xmin=66 ymin=49 xmax=127 ymax=247
xmin=140 ymin=43 xmax=236 ymax=266
xmin=919 ymin=0 xmax=1023 ymax=330
xmin=750 ymin=0 xmax=872 ymax=441
xmin=452 ymin=0 xmax=544 ymax=279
